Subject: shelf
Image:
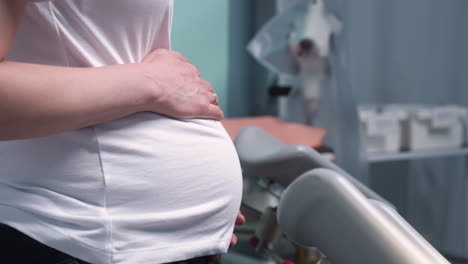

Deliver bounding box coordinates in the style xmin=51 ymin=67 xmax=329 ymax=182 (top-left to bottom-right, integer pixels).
xmin=367 ymin=147 xmax=468 ymax=163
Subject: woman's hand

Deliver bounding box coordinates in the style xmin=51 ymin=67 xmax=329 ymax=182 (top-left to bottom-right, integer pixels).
xmin=230 ymin=211 xmax=246 ymax=247
xmin=139 ymin=49 xmax=223 ymax=120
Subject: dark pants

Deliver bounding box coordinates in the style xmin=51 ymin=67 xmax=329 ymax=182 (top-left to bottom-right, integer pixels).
xmin=0 ymin=224 xmax=215 ymax=264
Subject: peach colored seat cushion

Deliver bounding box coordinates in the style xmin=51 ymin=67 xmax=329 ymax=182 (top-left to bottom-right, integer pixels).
xmin=221 ymin=116 xmax=325 ymax=148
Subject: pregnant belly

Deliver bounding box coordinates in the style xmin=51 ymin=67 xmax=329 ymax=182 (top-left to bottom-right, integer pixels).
xmin=94 ymin=112 xmax=243 ymax=251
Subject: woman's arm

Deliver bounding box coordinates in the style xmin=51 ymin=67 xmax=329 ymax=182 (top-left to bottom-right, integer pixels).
xmin=0 ymin=1 xmax=222 ymax=141
xmin=0 ymin=0 xmax=26 ymax=61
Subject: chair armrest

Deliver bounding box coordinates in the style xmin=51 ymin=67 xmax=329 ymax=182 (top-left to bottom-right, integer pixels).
xmin=277 ymin=169 xmax=449 ymax=264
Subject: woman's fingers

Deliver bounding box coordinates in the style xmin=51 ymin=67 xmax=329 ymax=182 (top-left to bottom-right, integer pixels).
xmin=229 ymin=211 xmax=244 ymax=247
xmin=170 ymin=50 xmax=189 ymax=62
xmin=199 ymin=104 xmax=223 ymax=120
xmin=230 ymin=234 xmax=238 ymax=247
xmin=199 ymin=89 xmax=218 ymax=106
xmin=184 ymin=63 xmax=200 ymax=78
xmin=235 ymin=211 xmax=246 ymax=225
xmin=198 ymin=80 xmax=213 ymax=92
xmin=141 ymin=48 xmax=226 ymax=120
xmin=209 ymin=93 xmax=219 ymax=105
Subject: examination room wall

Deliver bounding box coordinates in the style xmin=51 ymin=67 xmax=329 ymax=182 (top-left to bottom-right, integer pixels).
xmin=346 ymin=0 xmax=468 ymax=258
xmin=172 ymin=0 xmax=274 ymax=118
xmin=348 ymin=0 xmax=468 ymax=106
xmin=171 ymin=0 xmax=230 ymax=112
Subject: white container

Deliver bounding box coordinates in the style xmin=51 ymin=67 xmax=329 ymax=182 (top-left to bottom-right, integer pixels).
xmin=463 ymin=114 xmax=468 ymax=146
xmin=359 ymin=106 xmax=407 ymax=154
xmin=400 ymin=105 xmax=467 ymax=151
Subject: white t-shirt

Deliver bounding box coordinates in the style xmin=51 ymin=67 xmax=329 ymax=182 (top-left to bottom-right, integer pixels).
xmin=1 ymin=1 xmax=243 ymax=263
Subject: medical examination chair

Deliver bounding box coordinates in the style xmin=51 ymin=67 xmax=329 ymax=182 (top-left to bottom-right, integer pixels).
xmin=234 ymin=126 xmax=450 ymax=264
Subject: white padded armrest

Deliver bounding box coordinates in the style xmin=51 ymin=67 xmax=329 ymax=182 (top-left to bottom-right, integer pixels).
xmin=277 ymin=169 xmax=449 ymax=264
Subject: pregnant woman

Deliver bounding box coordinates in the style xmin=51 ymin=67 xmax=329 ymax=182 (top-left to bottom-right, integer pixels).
xmin=0 ymin=1 xmax=243 ymax=263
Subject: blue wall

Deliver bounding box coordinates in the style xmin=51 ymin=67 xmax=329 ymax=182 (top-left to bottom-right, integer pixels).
xmin=171 ymin=0 xmax=230 ymax=111
xmin=171 ymin=0 xmax=274 ymax=118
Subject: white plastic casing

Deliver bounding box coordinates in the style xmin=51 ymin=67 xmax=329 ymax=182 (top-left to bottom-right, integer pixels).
xmin=359 ymin=106 xmax=407 ymax=153
xmin=400 ymin=105 xmax=467 ymax=151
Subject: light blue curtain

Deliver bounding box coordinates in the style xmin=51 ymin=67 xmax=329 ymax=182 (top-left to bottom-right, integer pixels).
xmin=271 ymin=0 xmax=468 ymax=258
xmin=346 ymin=0 xmax=468 ymax=258
xmin=174 ymin=0 xmax=467 ymax=258
xmin=271 ymin=0 xmax=365 ymax=180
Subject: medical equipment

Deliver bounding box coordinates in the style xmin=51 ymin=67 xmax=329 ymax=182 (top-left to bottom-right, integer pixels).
xmin=234 ymin=126 xmax=450 ymax=264
xmin=358 ymin=106 xmax=407 ymax=153
xmin=400 ymin=105 xmax=467 ymax=151
xmin=247 ymin=0 xmax=341 ymax=125
xmin=359 ymin=104 xmax=468 ymax=153
xmin=247 ymin=0 xmax=340 ymax=76
xmin=290 ymin=0 xmax=340 ymax=125
xmin=464 ymin=114 xmax=468 ymax=146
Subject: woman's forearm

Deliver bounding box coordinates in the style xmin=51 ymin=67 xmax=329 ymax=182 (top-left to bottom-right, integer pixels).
xmin=0 ymin=61 xmax=152 ymax=140
xmin=0 ymin=0 xmax=222 ymax=141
